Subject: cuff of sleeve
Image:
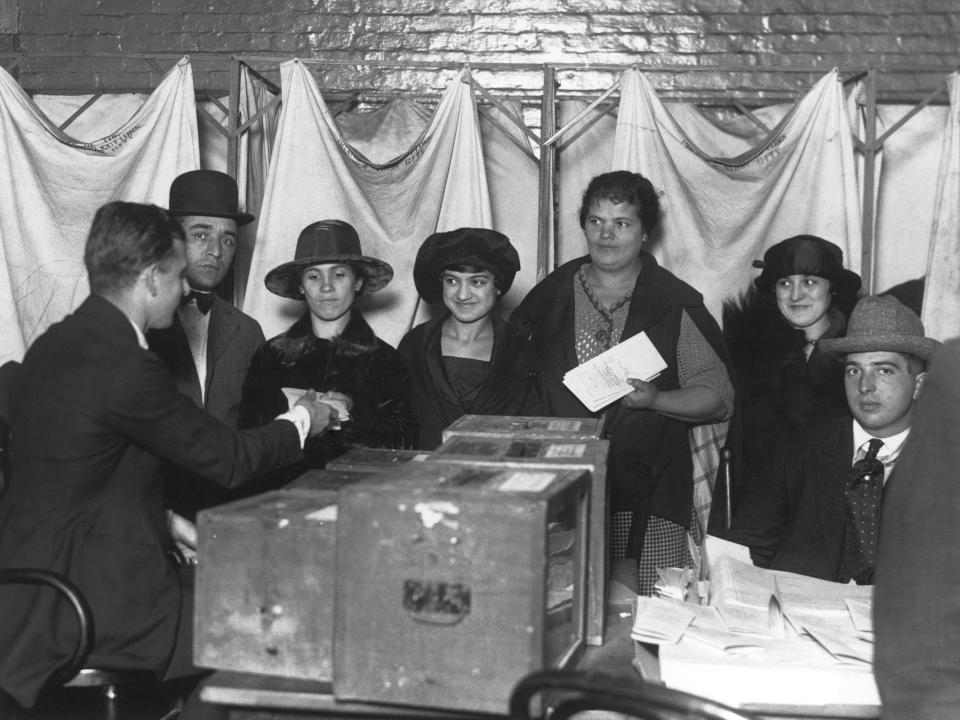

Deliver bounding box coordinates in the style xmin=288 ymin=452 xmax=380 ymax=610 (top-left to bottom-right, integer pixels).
xmin=277 ymin=405 xmax=310 ymax=448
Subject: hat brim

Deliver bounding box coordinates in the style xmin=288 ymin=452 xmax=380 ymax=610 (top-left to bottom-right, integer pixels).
xmin=265 ymin=256 xmax=394 ymax=298
xmin=171 ymin=208 xmax=256 ymax=227
xmin=818 ymin=334 xmax=941 ymax=362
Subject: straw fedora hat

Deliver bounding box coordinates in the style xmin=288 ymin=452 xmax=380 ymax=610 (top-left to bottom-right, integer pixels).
xmin=413 ymin=227 xmax=520 ymax=304
xmin=265 ymin=220 xmax=393 ymax=299
xmin=168 ymin=170 xmax=255 ymax=227
xmin=819 ymin=295 xmax=940 ymax=362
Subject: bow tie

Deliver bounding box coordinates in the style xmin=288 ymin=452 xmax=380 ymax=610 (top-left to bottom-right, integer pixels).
xmin=184 ymin=289 xmax=214 ymax=315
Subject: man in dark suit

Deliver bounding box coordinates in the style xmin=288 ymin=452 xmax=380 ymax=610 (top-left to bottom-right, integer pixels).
xmin=0 ymin=202 xmax=335 ymax=708
xmin=728 ymin=295 xmax=939 ymax=583
xmin=148 ymin=170 xmax=269 ymax=534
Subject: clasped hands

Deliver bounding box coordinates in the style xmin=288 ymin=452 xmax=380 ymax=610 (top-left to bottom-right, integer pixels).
xmin=296 ymin=389 xmax=354 ymax=436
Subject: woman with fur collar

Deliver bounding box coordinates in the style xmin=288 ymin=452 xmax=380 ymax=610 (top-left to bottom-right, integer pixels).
xmin=724 ymin=235 xmax=861 ymax=506
xmin=240 ymin=220 xmax=416 ymax=473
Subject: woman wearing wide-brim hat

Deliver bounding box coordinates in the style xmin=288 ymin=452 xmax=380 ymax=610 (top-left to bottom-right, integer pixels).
xmin=397 ymin=227 xmax=540 ymax=449
xmin=723 ymin=234 xmax=863 ymax=506
xmin=240 ymin=220 xmax=416 ymax=472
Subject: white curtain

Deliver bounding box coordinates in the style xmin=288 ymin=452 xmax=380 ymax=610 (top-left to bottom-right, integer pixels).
xmin=922 ymin=72 xmax=960 ymax=342
xmin=243 ymin=60 xmax=492 ymax=347
xmin=0 ymin=57 xmax=199 ymax=364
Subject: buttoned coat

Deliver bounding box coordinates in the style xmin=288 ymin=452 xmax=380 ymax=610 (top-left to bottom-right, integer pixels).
xmin=0 ymin=295 xmax=301 ymax=707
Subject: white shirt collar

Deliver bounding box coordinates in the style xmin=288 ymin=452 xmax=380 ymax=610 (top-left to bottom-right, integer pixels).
xmin=126 ymin=317 xmax=149 ymax=350
xmin=851 ymin=419 xmax=910 ymax=465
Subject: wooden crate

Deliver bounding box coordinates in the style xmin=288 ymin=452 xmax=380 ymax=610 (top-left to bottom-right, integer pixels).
xmin=440 ymin=414 xmax=604 ymax=444
xmin=334 ymin=463 xmax=590 ymax=714
xmin=325 ymin=447 xmax=430 ymax=472
xmin=429 ymin=434 xmax=609 ymax=646
xmin=287 ymin=467 xmax=387 ymax=492
xmin=195 ymin=489 xmax=339 ymax=681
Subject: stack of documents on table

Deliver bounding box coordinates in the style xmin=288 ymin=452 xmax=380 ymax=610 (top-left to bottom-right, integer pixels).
xmin=631 ymin=537 xmax=879 ymax=710
xmin=562 ymin=332 xmax=667 ymax=412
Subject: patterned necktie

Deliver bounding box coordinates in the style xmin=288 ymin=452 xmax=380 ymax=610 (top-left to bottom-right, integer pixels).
xmin=184 ymin=289 xmax=214 ymax=315
xmin=841 ymin=438 xmax=885 ymax=582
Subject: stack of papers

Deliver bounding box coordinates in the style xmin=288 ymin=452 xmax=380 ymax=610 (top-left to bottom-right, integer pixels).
xmin=562 ymin=332 xmax=667 ymax=412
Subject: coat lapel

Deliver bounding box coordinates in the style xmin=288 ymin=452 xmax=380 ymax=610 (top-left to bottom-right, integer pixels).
xmin=205 ymin=297 xmax=241 ymax=399
xmin=816 ymin=419 xmax=853 ymax=572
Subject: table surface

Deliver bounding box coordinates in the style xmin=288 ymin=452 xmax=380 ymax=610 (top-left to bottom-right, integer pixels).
xmin=200 ymin=598 xmax=880 ymax=720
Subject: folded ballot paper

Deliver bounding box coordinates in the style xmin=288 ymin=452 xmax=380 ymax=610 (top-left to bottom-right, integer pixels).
xmin=282 ymin=387 xmax=351 ymax=431
xmin=563 ymin=332 xmax=668 ymax=412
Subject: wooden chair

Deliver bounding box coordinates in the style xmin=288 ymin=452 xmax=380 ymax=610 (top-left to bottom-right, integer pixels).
xmin=0 ymin=568 xmax=180 ymax=720
xmin=509 ymin=669 xmax=758 ymax=720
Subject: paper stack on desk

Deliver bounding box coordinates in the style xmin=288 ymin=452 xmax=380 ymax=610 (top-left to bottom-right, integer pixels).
xmin=634 ymin=536 xmax=880 ymax=711
xmin=562 ymin=332 xmax=667 ymax=412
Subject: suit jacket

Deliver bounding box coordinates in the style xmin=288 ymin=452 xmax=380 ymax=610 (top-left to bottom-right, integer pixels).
xmin=875 ymin=338 xmax=960 ymax=720
xmin=148 ymin=295 xmax=267 ymax=516
xmin=727 ymin=416 xmax=855 ymax=582
xmin=0 ymin=295 xmax=301 ymax=707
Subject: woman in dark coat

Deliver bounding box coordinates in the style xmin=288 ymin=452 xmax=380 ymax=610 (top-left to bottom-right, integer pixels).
xmin=723 ymin=234 xmax=861 ymax=509
xmin=398 ymin=227 xmax=539 ymax=449
xmin=510 ymin=171 xmax=733 ymax=594
xmin=240 ymin=219 xmax=416 ymax=474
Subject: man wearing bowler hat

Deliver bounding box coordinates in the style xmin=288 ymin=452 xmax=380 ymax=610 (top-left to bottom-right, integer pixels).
xmin=149 ymin=170 xmax=268 ymax=534
xmin=727 ymin=295 xmax=940 ymax=584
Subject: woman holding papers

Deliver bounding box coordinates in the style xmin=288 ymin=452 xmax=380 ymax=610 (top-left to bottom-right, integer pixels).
xmin=399 ymin=227 xmax=539 ymax=449
xmin=510 ymin=170 xmax=733 ymax=594
xmin=240 ymin=220 xmax=416 ymax=474
xmin=723 ymin=235 xmax=860 ymax=504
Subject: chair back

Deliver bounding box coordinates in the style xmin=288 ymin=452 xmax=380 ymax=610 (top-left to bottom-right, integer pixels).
xmin=510 ymin=669 xmax=757 ymax=720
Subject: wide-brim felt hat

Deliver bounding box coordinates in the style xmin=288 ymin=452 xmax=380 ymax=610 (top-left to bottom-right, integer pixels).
xmin=819 ymin=295 xmax=940 ymax=362
xmin=414 ymin=227 xmax=520 ymax=304
xmin=169 ymin=169 xmax=255 ymax=227
xmin=753 ymin=234 xmax=861 ymax=299
xmin=265 ymin=219 xmax=393 ymax=299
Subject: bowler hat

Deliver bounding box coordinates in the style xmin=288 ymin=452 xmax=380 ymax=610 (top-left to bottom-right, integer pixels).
xmin=414 ymin=227 xmax=520 ymax=304
xmin=753 ymin=235 xmax=861 ymax=301
xmin=265 ymin=220 xmax=393 ymax=299
xmin=169 ymin=170 xmax=255 ymax=227
xmin=819 ymin=295 xmax=940 ymax=362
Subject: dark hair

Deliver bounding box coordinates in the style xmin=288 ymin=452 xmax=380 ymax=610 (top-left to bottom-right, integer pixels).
xmin=84 ymin=201 xmax=186 ymax=295
xmin=578 ymin=170 xmax=661 ymax=234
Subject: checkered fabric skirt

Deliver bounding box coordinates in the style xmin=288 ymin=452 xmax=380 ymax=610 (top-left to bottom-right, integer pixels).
xmin=611 ymin=510 xmax=693 ymax=596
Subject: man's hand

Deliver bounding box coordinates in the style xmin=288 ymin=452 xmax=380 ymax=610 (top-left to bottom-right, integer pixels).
xmin=166 ymin=510 xmax=198 ymax=565
xmin=621 ymin=378 xmax=659 ymax=410
xmin=295 ymin=390 xmax=339 ymax=436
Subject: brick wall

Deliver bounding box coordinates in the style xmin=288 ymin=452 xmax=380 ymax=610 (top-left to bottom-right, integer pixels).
xmin=10 ymin=0 xmax=960 ymax=104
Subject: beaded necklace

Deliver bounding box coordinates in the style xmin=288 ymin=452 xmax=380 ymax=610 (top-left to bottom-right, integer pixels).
xmin=577 ymin=266 xmax=632 ymax=349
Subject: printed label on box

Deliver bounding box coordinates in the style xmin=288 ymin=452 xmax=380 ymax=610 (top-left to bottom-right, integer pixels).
xmin=306 ymin=504 xmax=338 ymax=522
xmin=544 ymin=443 xmax=587 ymax=459
xmin=547 ymin=420 xmax=584 ymax=432
xmin=499 ymin=471 xmax=557 ymax=493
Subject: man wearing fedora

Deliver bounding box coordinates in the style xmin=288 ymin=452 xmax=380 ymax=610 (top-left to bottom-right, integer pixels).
xmin=149 ymin=170 xmax=269 ymax=529
xmin=727 ymin=295 xmax=940 ymax=584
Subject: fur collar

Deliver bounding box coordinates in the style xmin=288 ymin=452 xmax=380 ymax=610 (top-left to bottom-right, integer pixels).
xmin=268 ymin=309 xmax=381 ymax=365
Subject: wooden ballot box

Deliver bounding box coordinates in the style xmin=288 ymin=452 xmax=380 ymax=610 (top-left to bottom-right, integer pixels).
xmin=325 ymin=447 xmax=430 ymax=471
xmin=195 ymin=489 xmax=339 ymax=681
xmin=287 ymin=466 xmax=386 ymax=492
xmin=440 ymin=414 xmax=604 ymax=444
xmin=428 ymin=434 xmax=609 ymax=646
xmin=333 ymin=463 xmax=590 ymax=714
